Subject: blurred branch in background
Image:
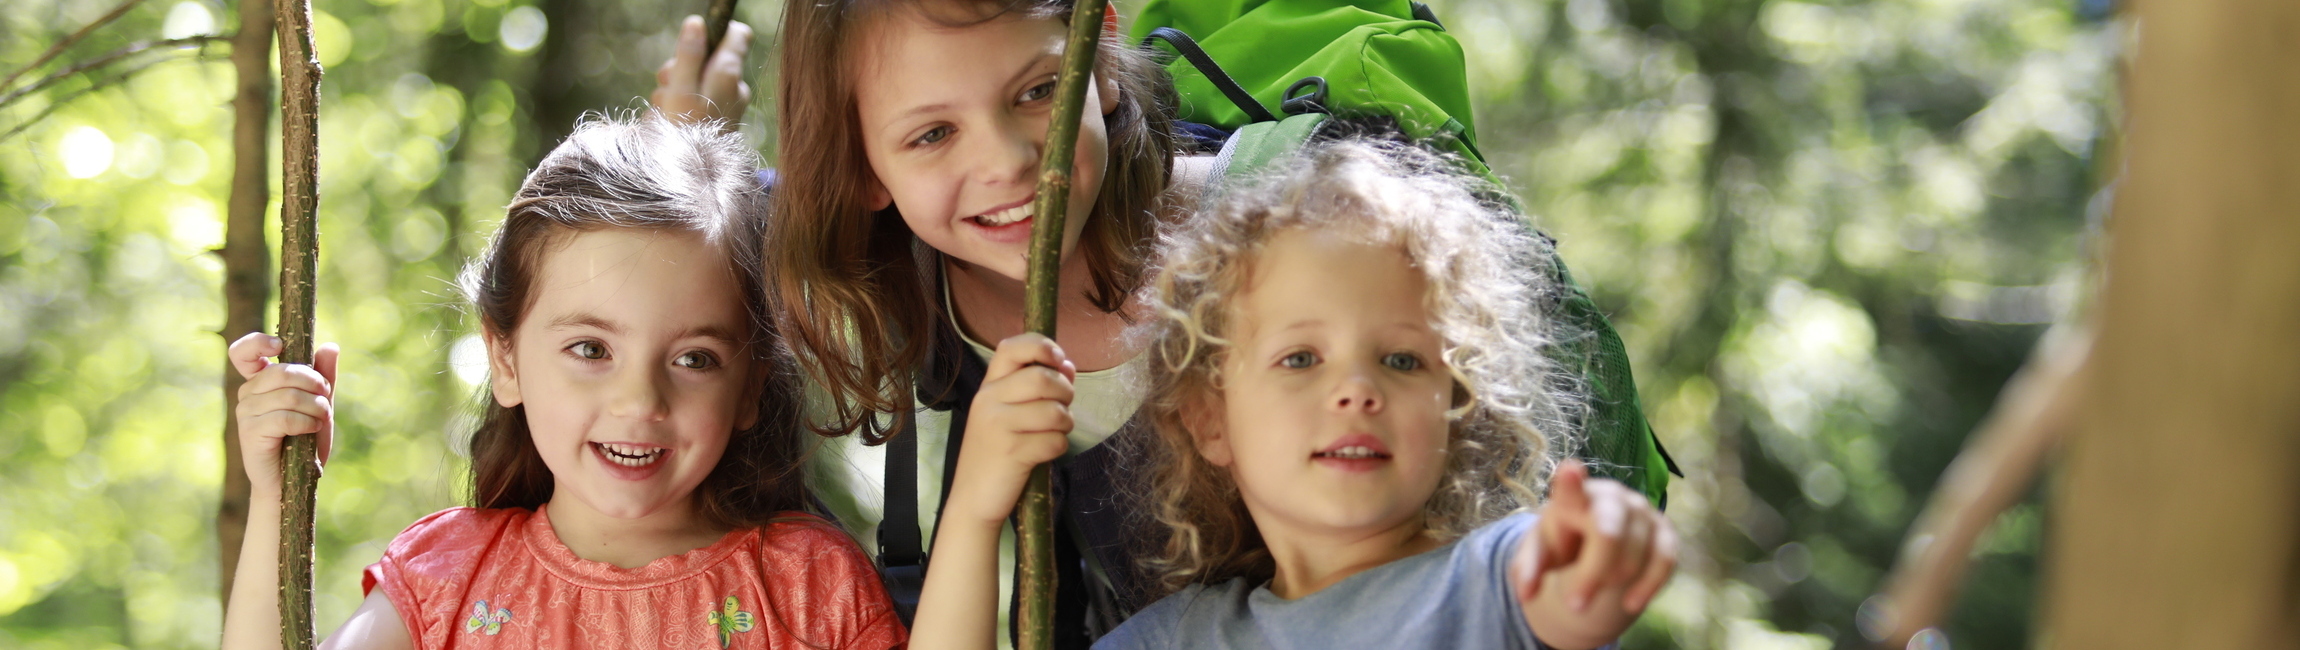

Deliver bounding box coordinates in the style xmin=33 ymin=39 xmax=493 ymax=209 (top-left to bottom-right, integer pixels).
xmin=217 ymin=0 xmax=276 ymax=609
xmin=0 ymin=36 xmax=226 ymax=113
xmin=1 ymin=54 xmax=220 ymax=143
xmin=2044 ymin=0 xmax=2300 ymax=644
xmin=0 ymin=0 xmax=154 ymax=91
xmin=1873 ymin=327 xmax=2087 ymax=647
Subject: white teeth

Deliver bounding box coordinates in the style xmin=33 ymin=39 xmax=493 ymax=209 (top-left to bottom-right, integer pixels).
xmin=596 ymin=443 xmax=664 ymax=467
xmin=975 ymin=203 xmax=1032 ymax=227
xmin=1322 ymin=446 xmax=1382 ymax=460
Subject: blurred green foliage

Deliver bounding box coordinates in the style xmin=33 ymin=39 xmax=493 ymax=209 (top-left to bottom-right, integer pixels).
xmin=0 ymin=0 xmax=2109 ymax=647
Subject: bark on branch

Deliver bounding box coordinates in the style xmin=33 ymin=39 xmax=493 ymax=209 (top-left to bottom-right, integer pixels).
xmin=271 ymin=0 xmax=323 ymax=644
xmin=1015 ymin=1 xmax=1108 ymax=648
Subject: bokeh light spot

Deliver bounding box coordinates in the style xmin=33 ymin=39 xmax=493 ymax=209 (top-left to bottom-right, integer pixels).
xmin=59 ymin=127 xmax=114 ymax=179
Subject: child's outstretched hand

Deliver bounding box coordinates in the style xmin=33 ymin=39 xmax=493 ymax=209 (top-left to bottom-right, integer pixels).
xmin=947 ymin=333 xmax=1077 ymax=526
xmin=651 ymin=14 xmax=753 ymax=128
xmin=1509 ymin=460 xmax=1678 ymax=650
xmin=230 ymin=332 xmax=339 ymax=496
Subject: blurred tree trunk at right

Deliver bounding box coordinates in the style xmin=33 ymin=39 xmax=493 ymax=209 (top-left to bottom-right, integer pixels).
xmin=2043 ymin=0 xmax=2300 ymax=645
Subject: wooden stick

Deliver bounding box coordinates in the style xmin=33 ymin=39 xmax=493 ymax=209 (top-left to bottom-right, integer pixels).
xmin=1015 ymin=1 xmax=1108 ymax=647
xmin=703 ymin=0 xmax=739 ymax=58
xmin=271 ymin=0 xmax=323 ymax=644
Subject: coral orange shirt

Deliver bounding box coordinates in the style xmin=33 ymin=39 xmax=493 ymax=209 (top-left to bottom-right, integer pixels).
xmin=362 ymin=505 xmax=906 ymax=649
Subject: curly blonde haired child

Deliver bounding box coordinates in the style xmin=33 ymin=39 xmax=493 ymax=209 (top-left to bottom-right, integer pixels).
xmin=1101 ymin=138 xmax=1677 ymax=649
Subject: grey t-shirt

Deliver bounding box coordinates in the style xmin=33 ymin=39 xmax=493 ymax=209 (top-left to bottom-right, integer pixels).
xmin=1096 ymin=512 xmax=1566 ymax=650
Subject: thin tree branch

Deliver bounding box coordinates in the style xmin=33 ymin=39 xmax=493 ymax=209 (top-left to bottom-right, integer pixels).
xmin=0 ymin=0 xmax=152 ymax=91
xmin=1014 ymin=1 xmax=1108 ymax=648
xmin=1872 ymin=328 xmax=2088 ymax=648
xmin=0 ymin=35 xmax=227 ymax=111
xmin=0 ymin=54 xmax=220 ymax=142
xmin=271 ymin=0 xmax=324 ymax=643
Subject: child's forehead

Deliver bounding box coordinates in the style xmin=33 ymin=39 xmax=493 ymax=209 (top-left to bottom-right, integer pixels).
xmin=526 ymin=229 xmax=743 ymax=316
xmin=852 ymin=0 xmax=1053 ymax=52
xmin=1228 ymin=229 xmax=1431 ymax=325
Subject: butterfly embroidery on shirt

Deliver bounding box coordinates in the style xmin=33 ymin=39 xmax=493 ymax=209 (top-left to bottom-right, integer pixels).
xmin=706 ymin=595 xmax=756 ymax=647
xmin=464 ymin=600 xmax=512 ymax=635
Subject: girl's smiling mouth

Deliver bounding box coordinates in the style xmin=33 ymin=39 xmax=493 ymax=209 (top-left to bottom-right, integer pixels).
xmin=972 ymin=196 xmax=1035 ymax=227
xmin=591 ymin=442 xmax=670 ymax=480
xmin=964 ymin=196 xmax=1038 ymax=244
xmin=1311 ymin=433 xmax=1394 ymax=472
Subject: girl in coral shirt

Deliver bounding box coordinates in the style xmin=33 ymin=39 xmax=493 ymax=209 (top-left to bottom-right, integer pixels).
xmin=219 ymin=113 xmax=906 ymax=650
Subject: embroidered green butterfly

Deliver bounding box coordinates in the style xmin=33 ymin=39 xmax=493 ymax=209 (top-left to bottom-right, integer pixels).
xmin=706 ymin=595 xmax=756 ymax=647
xmin=464 ymin=600 xmax=512 ymax=635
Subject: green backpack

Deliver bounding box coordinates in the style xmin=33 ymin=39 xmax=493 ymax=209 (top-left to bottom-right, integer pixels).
xmin=1132 ymin=0 xmax=1681 ymax=505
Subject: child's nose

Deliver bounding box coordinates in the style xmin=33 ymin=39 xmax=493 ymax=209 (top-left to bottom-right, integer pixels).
xmin=975 ymin=116 xmax=1041 ymax=186
xmin=1330 ymin=373 xmax=1384 ymax=414
xmin=608 ymin=368 xmax=671 ymax=422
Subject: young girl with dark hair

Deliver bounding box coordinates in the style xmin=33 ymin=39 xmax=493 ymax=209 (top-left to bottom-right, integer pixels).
xmin=218 ymin=113 xmax=905 ymax=650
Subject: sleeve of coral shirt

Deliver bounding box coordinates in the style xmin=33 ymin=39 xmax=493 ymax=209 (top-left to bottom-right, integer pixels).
xmin=361 ymin=508 xmax=519 ymax=650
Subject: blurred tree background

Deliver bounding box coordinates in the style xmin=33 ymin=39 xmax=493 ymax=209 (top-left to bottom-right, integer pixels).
xmin=0 ymin=0 xmax=2113 ymax=647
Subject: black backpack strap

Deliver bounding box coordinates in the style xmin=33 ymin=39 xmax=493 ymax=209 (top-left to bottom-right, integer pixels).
xmin=1140 ymin=27 xmax=1278 ymax=124
xmin=877 ymin=410 xmax=925 ymax=623
xmin=877 ymin=311 xmax=987 ymax=625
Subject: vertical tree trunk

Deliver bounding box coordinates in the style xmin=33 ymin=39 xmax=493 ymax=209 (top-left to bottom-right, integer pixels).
xmin=219 ymin=0 xmax=274 ymax=610
xmin=1015 ymin=2 xmax=1107 ymax=648
xmin=527 ymin=0 xmax=586 ymax=166
xmin=271 ymin=0 xmax=323 ymax=644
xmin=2041 ymin=0 xmax=2300 ymax=645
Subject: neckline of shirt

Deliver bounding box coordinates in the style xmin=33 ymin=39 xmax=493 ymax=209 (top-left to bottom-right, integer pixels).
xmin=518 ymin=503 xmax=754 ymax=590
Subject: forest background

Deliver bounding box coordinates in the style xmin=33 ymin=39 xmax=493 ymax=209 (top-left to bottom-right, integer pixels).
xmin=0 ymin=0 xmax=2116 ymax=647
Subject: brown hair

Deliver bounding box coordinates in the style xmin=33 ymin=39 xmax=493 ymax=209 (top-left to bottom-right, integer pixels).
xmin=768 ymin=0 xmax=1176 ymax=442
xmin=458 ymin=112 xmax=810 ymax=529
xmin=1136 ymin=139 xmax=1582 ymax=592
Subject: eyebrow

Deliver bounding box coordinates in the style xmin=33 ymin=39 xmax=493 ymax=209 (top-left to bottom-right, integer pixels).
xmin=894 ymin=102 xmax=953 ymax=123
xmin=545 ymin=313 xmax=746 ymax=346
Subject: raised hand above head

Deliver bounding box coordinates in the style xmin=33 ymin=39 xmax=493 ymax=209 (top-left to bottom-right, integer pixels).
xmin=652 ymin=14 xmax=754 ymax=127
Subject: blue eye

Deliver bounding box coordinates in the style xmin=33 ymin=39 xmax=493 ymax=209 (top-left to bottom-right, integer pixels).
xmin=1382 ymin=352 xmax=1421 ymax=371
xmin=674 ymin=351 xmax=718 ymax=370
xmin=568 ymin=340 xmax=608 ymax=360
xmin=1279 ymin=351 xmax=1318 ymax=369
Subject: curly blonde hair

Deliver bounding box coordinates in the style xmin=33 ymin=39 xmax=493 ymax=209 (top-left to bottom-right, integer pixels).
xmin=1135 ymin=138 xmax=1582 ymax=593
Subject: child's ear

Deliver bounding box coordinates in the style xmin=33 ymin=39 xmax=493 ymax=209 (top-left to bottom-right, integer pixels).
xmin=1096 ymin=71 xmax=1119 ymax=117
xmin=734 ymin=358 xmax=765 ymax=430
xmin=486 ymin=331 xmax=523 ymax=408
xmin=864 ymin=172 xmax=893 ymax=211
xmin=1183 ymin=397 xmax=1234 ymax=467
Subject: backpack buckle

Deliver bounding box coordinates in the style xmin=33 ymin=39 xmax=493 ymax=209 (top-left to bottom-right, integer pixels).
xmin=1281 ymin=77 xmax=1329 ymax=116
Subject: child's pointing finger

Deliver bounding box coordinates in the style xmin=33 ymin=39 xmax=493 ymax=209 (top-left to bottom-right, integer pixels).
xmin=1569 ymin=477 xmax=1627 ymax=611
